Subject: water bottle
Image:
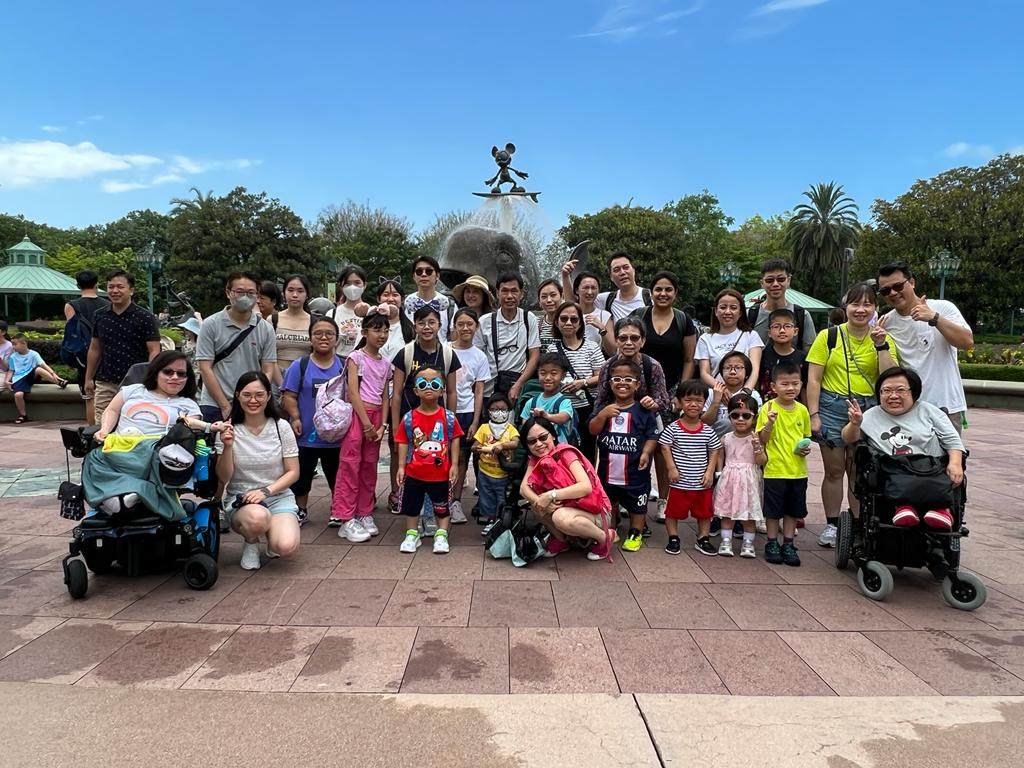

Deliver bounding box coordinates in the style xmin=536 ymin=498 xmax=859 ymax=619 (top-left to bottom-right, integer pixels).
xmin=194 ymin=439 xmax=210 ymax=482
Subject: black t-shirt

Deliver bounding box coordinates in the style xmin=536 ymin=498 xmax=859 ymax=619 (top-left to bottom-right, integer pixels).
xmin=639 ymin=308 xmax=695 ymax=389
xmin=757 ymin=346 xmax=808 ymax=401
xmin=72 ymin=295 xmax=111 ymax=330
xmin=93 ymin=302 xmax=160 ymax=383
xmin=391 ymin=342 xmax=462 ymax=414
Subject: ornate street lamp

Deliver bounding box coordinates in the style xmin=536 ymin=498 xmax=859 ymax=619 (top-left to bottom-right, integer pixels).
xmin=135 ymin=240 xmax=164 ymax=313
xmin=718 ymin=260 xmax=742 ymax=287
xmin=927 ymin=248 xmax=961 ymax=300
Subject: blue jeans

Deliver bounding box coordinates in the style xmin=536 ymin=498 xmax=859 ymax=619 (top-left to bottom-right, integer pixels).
xmin=476 ymin=472 xmax=508 ymax=521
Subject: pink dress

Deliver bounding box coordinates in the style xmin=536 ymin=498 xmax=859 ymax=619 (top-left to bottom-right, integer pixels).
xmin=713 ymin=432 xmax=763 ymax=522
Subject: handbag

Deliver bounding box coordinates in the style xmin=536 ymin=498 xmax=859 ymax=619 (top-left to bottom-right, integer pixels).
xmin=527 ymin=445 xmax=610 ymax=516
xmin=58 ymin=481 xmax=86 ymax=520
xmin=877 ymin=452 xmax=953 ymax=509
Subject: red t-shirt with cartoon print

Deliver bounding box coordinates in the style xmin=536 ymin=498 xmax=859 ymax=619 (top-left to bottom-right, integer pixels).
xmin=395 ymin=407 xmax=464 ymax=483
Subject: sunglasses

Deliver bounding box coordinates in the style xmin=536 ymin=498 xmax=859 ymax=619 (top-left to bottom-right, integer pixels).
xmin=160 ymin=368 xmax=188 ymax=379
xmin=414 ymin=267 xmax=435 ymax=277
xmin=617 ymin=334 xmax=642 ymax=343
xmin=526 ymin=432 xmax=551 ymax=446
xmin=729 ymin=412 xmax=754 ymax=421
xmin=414 ymin=377 xmax=444 ymax=391
xmin=878 ymin=280 xmax=908 ymax=296
xmin=558 ymin=316 xmax=580 ymax=324
xmin=610 ymin=375 xmax=638 ymax=384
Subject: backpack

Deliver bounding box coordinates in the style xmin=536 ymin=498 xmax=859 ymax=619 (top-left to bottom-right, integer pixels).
xmin=401 ymin=408 xmax=456 ymax=465
xmin=748 ymin=302 xmax=807 ymax=350
xmin=604 ymin=288 xmax=652 ymax=314
xmin=312 ymin=360 xmax=353 ymax=442
xmin=522 ymin=393 xmax=579 ymax=445
xmin=402 ymin=341 xmax=455 ymax=378
xmin=60 ymin=299 xmax=100 ymax=367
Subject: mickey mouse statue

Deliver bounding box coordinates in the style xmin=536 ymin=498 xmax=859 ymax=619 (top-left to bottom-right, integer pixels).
xmin=485 ymin=143 xmax=530 ymax=194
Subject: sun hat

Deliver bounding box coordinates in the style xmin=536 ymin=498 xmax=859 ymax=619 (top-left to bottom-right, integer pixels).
xmin=307 ymin=297 xmax=336 ymax=315
xmin=451 ymin=275 xmax=495 ymax=307
xmin=176 ymin=317 xmax=202 ymax=336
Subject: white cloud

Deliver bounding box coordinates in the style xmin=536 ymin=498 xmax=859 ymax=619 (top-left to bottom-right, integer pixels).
xmin=152 ymin=173 xmax=186 ymax=185
xmin=753 ymin=0 xmax=829 ymax=15
xmin=41 ymin=125 xmax=66 ymax=133
xmin=576 ymin=2 xmax=703 ymax=41
xmin=75 ymin=114 xmax=104 ymax=125
xmin=942 ymin=142 xmax=996 ymax=161
xmin=0 ymin=140 xmax=161 ymax=188
xmin=101 ymin=180 xmax=149 ymax=193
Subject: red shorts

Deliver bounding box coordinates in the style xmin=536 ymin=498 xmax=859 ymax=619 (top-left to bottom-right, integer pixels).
xmin=666 ymin=488 xmax=714 ymax=520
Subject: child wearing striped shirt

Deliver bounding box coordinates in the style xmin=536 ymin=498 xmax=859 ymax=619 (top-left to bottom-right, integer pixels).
xmin=659 ymin=380 xmax=723 ymax=556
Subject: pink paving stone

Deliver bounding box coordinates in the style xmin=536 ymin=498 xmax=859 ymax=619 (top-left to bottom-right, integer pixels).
xmin=554 ymin=550 xmax=637 ymax=582
xmin=113 ymin=574 xmax=249 ymax=623
xmin=621 ymin=547 xmax=710 ymax=583
xmin=704 ymin=584 xmax=825 ymax=631
xmin=405 ymin=546 xmax=484 ymax=581
xmin=0 ymin=618 xmax=150 ymax=684
xmin=691 ymin=550 xmax=786 ymax=584
xmin=602 ymin=628 xmax=727 ymax=694
xmin=0 ymin=569 xmax=28 ymax=586
xmin=691 ymin=630 xmax=835 ymax=696
xmin=0 ymin=614 xmax=64 ymax=659
xmin=865 ymin=579 xmax=995 ymax=630
xmin=327 ymin=546 xmax=413 ymax=580
xmin=628 ymin=583 xmax=737 ymax=630
xmin=199 ymin=577 xmax=321 ymax=625
xmin=76 ymin=622 xmax=238 ymax=689
xmin=0 ymin=534 xmax=32 ymax=553
xmin=767 ymin=548 xmax=858 ymax=585
xmin=973 ymin=588 xmax=1024 ymax=630
xmin=552 ymin=580 xmax=649 ymax=629
xmin=0 ymin=536 xmax=71 ymax=569
xmin=778 ymin=584 xmax=911 ymax=631
xmin=0 ymin=569 xmax=66 ymax=615
xmin=482 ymin=551 xmax=559 ymax=580
xmin=401 ymin=626 xmax=510 ymax=694
xmin=249 ymin=544 xmax=350 ymax=579
xmin=863 ymin=629 xmax=1024 ymax=696
xmin=32 ymin=572 xmax=172 ymax=620
xmin=949 ymin=630 xmax=1024 ymax=679
xmin=469 ymin=580 xmax=558 ymax=628
xmin=287 ymin=579 xmax=397 ymax=626
xmin=960 ymin=549 xmax=1024 ymax=586
xmin=183 ymin=625 xmax=327 ymax=692
xmin=509 ymin=627 xmax=618 ymax=694
xmin=778 ymin=631 xmax=938 ymax=696
xmin=290 ymin=626 xmax=417 ymax=693
xmin=377 ymin=580 xmax=473 ymax=627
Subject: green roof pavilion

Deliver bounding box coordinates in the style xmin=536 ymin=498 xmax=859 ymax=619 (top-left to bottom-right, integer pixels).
xmin=743 ymin=287 xmax=834 ymax=312
xmin=0 ymin=236 xmax=80 ymax=320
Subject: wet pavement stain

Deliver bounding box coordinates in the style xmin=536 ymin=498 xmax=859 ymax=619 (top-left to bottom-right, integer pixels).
xmin=294 ymin=634 xmax=355 ymax=676
xmin=200 ymin=628 xmax=319 ymax=681
xmin=510 ymin=642 xmax=552 ymax=683
xmin=404 ymin=639 xmax=484 ymax=682
xmin=89 ymin=624 xmax=233 ymax=685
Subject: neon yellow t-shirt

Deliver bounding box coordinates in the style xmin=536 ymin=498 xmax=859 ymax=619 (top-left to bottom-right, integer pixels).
xmin=472 ymin=423 xmax=520 ymax=479
xmin=806 ymin=324 xmax=899 ymax=397
xmin=756 ymin=399 xmax=811 ymax=479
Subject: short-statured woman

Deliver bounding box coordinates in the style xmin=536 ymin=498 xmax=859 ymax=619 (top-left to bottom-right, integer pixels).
xmin=216 ymin=371 xmax=300 ymax=571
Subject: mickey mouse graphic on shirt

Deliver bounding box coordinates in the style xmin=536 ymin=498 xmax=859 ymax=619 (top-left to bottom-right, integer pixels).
xmin=413 ymin=421 xmax=447 ymax=466
xmin=880 ymin=425 xmax=913 ymax=455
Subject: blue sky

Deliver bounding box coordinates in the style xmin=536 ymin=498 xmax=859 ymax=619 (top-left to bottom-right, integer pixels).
xmin=2 ymin=0 xmax=1021 ymax=234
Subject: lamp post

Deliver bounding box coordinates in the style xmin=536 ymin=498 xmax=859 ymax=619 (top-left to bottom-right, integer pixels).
xmin=927 ymin=248 xmax=961 ymax=300
xmin=718 ymin=260 xmax=742 ymax=287
xmin=841 ymin=247 xmax=855 ymax=302
xmin=135 ymin=240 xmax=164 ymax=313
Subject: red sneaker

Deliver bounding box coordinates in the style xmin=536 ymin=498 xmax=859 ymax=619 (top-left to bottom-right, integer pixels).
xmin=892 ymin=505 xmax=920 ymax=527
xmin=544 ymin=537 xmax=571 ymax=558
xmin=923 ymin=508 xmax=953 ymax=530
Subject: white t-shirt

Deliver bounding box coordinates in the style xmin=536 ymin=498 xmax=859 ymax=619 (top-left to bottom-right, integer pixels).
xmin=703 ymin=387 xmax=763 ymax=437
xmin=596 ymin=289 xmax=648 ymax=322
xmin=694 ymin=329 xmax=765 ymax=378
xmin=380 ymin=321 xmax=406 ymax=364
xmin=581 ymin=307 xmax=612 ymax=347
xmin=328 ymin=305 xmax=362 ymax=358
xmin=216 ymin=418 xmax=299 ymax=500
xmin=880 ymin=300 xmax=969 ymax=413
xmin=115 ymin=383 xmax=201 ymax=436
xmin=453 ymin=345 xmax=491 ymax=414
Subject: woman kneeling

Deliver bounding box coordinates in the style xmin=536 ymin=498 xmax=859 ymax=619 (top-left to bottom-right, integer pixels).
xmin=216 ymin=371 xmax=301 ymax=570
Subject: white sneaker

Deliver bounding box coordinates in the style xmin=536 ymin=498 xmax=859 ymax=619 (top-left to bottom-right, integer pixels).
xmin=656 ymin=498 xmax=667 ymax=522
xmin=718 ymin=538 xmax=734 ymax=557
xmin=400 ymin=530 xmax=421 ymax=553
xmin=450 ymin=500 xmax=467 ymax=524
xmin=756 ymin=519 xmax=767 ymax=535
xmin=818 ymin=523 xmax=838 ymax=548
xmin=419 ymin=514 xmax=438 ymax=538
xmin=240 ymin=542 xmax=261 ymax=570
xmin=740 ymin=540 xmax=756 ymax=559
xmin=358 ymin=516 xmax=379 ymax=536
xmin=339 ymin=518 xmax=371 ymax=543
xmin=433 ymin=530 xmax=450 ymax=554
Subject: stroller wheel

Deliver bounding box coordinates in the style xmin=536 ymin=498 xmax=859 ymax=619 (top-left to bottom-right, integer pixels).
xmin=942 ymin=571 xmax=987 ymax=611
xmin=65 ymin=559 xmax=88 ymax=600
xmin=857 ymin=560 xmax=894 ymax=601
xmin=184 ymin=553 xmax=219 ymax=591
xmin=835 ymin=508 xmax=854 ymax=570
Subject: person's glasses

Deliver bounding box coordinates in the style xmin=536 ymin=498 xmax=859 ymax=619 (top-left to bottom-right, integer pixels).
xmin=231 ymin=289 xmax=258 ymax=298
xmin=721 ymin=365 xmax=745 ymax=373
xmin=414 ymin=377 xmax=444 ymax=391
xmin=414 ymin=267 xmax=435 ymax=277
xmin=240 ymin=391 xmax=268 ymax=402
xmin=526 ymin=432 xmax=551 ymax=446
xmin=311 ymin=330 xmax=337 ymax=339
xmin=415 ymin=320 xmax=439 ymax=328
xmin=610 ymin=376 xmax=638 ymax=384
xmin=160 ymin=369 xmax=188 ymax=379
xmin=617 ymin=334 xmax=642 ymax=343
xmin=878 ymin=281 xmax=908 ymax=296
xmin=880 ymin=386 xmax=912 ymax=395
xmin=762 ymin=276 xmax=788 ymax=284
xmin=729 ymin=412 xmax=754 ymax=421
xmin=769 ymin=323 xmax=797 ymax=331
xmin=558 ymin=316 xmax=580 ymax=324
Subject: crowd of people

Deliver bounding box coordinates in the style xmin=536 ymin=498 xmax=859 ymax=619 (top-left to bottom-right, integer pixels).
xmin=1 ymin=251 xmax=975 ymax=571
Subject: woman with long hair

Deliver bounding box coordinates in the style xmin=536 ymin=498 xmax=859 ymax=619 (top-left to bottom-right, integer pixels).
xmin=695 ymin=288 xmax=763 ymax=391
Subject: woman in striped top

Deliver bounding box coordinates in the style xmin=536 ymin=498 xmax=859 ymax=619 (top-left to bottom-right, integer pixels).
xmin=536 ymin=279 xmax=563 ymax=350
xmin=546 ymin=300 xmax=604 ymax=462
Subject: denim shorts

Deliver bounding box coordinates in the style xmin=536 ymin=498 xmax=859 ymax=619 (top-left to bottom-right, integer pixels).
xmin=225 ymin=491 xmax=299 ymax=521
xmin=816 ymin=390 xmax=877 ymax=448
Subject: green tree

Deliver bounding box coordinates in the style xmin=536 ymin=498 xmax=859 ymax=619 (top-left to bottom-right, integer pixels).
xmin=315 ymin=201 xmax=419 ymax=286
xmin=784 ymin=182 xmax=861 ymax=302
xmin=416 ymin=210 xmax=472 ymax=262
xmin=166 ymin=187 xmax=320 ymax=314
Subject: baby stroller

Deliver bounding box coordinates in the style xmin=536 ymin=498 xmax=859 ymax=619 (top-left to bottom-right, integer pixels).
xmin=835 ymin=444 xmax=986 ymax=610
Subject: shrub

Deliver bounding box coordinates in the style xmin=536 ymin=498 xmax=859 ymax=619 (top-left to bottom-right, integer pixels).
xmin=960 ymin=344 xmax=1024 ymax=366
xmin=960 ymin=364 xmax=1024 ymax=383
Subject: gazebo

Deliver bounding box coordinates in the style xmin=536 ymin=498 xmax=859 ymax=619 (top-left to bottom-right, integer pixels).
xmin=0 ymin=236 xmax=80 ymax=320
xmin=743 ymin=287 xmax=834 ymax=315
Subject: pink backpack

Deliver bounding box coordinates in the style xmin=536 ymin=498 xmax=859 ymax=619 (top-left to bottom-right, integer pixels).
xmin=313 ymin=360 xmax=353 ymax=442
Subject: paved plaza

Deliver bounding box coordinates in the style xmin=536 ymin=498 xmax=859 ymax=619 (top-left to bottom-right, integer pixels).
xmin=2 ymin=408 xmax=1023 ymax=766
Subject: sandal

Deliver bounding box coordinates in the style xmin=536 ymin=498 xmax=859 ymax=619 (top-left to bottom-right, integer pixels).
xmin=14 ymin=415 xmax=28 ymax=424
xmin=57 ymin=378 xmax=69 ymax=389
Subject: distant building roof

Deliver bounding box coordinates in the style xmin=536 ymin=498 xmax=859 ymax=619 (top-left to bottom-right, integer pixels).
xmin=1 ymin=237 xmax=79 ymax=296
xmin=743 ymin=287 xmax=834 ymax=311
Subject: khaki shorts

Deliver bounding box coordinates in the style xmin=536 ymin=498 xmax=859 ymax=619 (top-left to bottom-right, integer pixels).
xmin=93 ymin=380 xmax=120 ymax=426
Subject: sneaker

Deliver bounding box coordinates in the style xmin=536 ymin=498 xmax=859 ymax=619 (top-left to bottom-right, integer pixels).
xmin=756 ymin=519 xmax=767 ymax=535
xmin=544 ymin=537 xmax=571 ymax=557
xmin=450 ymin=500 xmax=467 ymax=525
xmin=296 ymin=507 xmax=308 ymax=527
xmin=818 ymin=523 xmax=839 ymax=547
xmin=764 ymin=539 xmax=783 ymax=564
xmin=587 ymin=536 xmax=614 ymax=561
xmin=892 ymin=506 xmax=920 ymax=527
xmin=641 ymin=523 xmax=652 ymax=539
xmin=339 ymin=518 xmax=371 ymax=543
xmin=621 ymin=528 xmax=643 ymax=552
xmin=419 ymin=514 xmax=438 ymax=538
xmin=665 ymin=536 xmax=681 ymax=555
xmin=740 ymin=540 xmax=756 ymax=559
xmin=481 ymin=518 xmax=497 ymax=537
xmin=695 ymin=536 xmax=717 ymax=556
xmin=782 ymin=541 xmax=801 ymax=567
xmin=388 ymin=491 xmax=401 ymax=515
xmin=923 ymin=508 xmax=953 ymax=530
xmin=328 ymin=517 xmax=344 ymax=528
xmin=718 ymin=538 xmax=734 ymax=557
xmin=399 ymin=529 xmax=421 ymax=553
xmin=433 ymin=529 xmax=450 ymax=554
xmin=265 ymin=544 xmax=280 ymax=560
xmin=240 ymin=541 xmax=261 ymax=570
xmin=358 ymin=516 xmax=379 ymax=536
xmin=709 ymin=517 xmax=722 ymax=537
xmin=656 ymin=498 xmax=667 ymax=522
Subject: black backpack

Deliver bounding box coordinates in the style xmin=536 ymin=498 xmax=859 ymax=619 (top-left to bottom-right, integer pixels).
xmin=604 ymin=288 xmax=652 ymax=314
xmin=748 ymin=302 xmax=807 ymax=350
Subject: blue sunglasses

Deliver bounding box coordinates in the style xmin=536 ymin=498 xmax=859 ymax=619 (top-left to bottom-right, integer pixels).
xmin=414 ymin=377 xmax=444 ymax=391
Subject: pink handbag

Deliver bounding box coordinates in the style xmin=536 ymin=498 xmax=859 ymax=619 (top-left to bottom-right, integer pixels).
xmin=528 ymin=444 xmax=611 ymax=516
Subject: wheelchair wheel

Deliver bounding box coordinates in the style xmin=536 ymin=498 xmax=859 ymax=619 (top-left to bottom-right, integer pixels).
xmin=942 ymin=571 xmax=987 ymax=611
xmin=835 ymin=508 xmax=854 ymax=570
xmin=206 ymin=506 xmax=221 ymax=560
xmin=857 ymin=560 xmax=894 ymax=601
xmin=65 ymin=559 xmax=88 ymax=600
xmin=184 ymin=553 xmax=218 ymax=591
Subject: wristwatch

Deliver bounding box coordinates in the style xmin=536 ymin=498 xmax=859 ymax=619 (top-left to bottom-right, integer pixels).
xmin=927 ymin=313 xmax=940 ymax=327
xmin=599 ymin=329 xmax=607 ymax=336
xmin=874 ymin=342 xmax=890 ymax=351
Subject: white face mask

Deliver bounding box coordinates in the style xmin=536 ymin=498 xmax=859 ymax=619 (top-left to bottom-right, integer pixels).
xmin=343 ymin=284 xmax=364 ymax=302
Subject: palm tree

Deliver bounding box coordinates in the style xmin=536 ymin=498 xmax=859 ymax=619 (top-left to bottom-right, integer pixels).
xmin=169 ymin=187 xmax=214 ymax=215
xmin=784 ymin=182 xmax=860 ymax=300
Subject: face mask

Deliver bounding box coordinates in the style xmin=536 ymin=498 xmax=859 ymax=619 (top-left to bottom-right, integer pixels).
xmin=343 ymin=284 xmax=364 ymax=301
xmin=232 ymin=294 xmax=256 ymax=312
xmin=489 ymin=409 xmax=509 ymax=424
